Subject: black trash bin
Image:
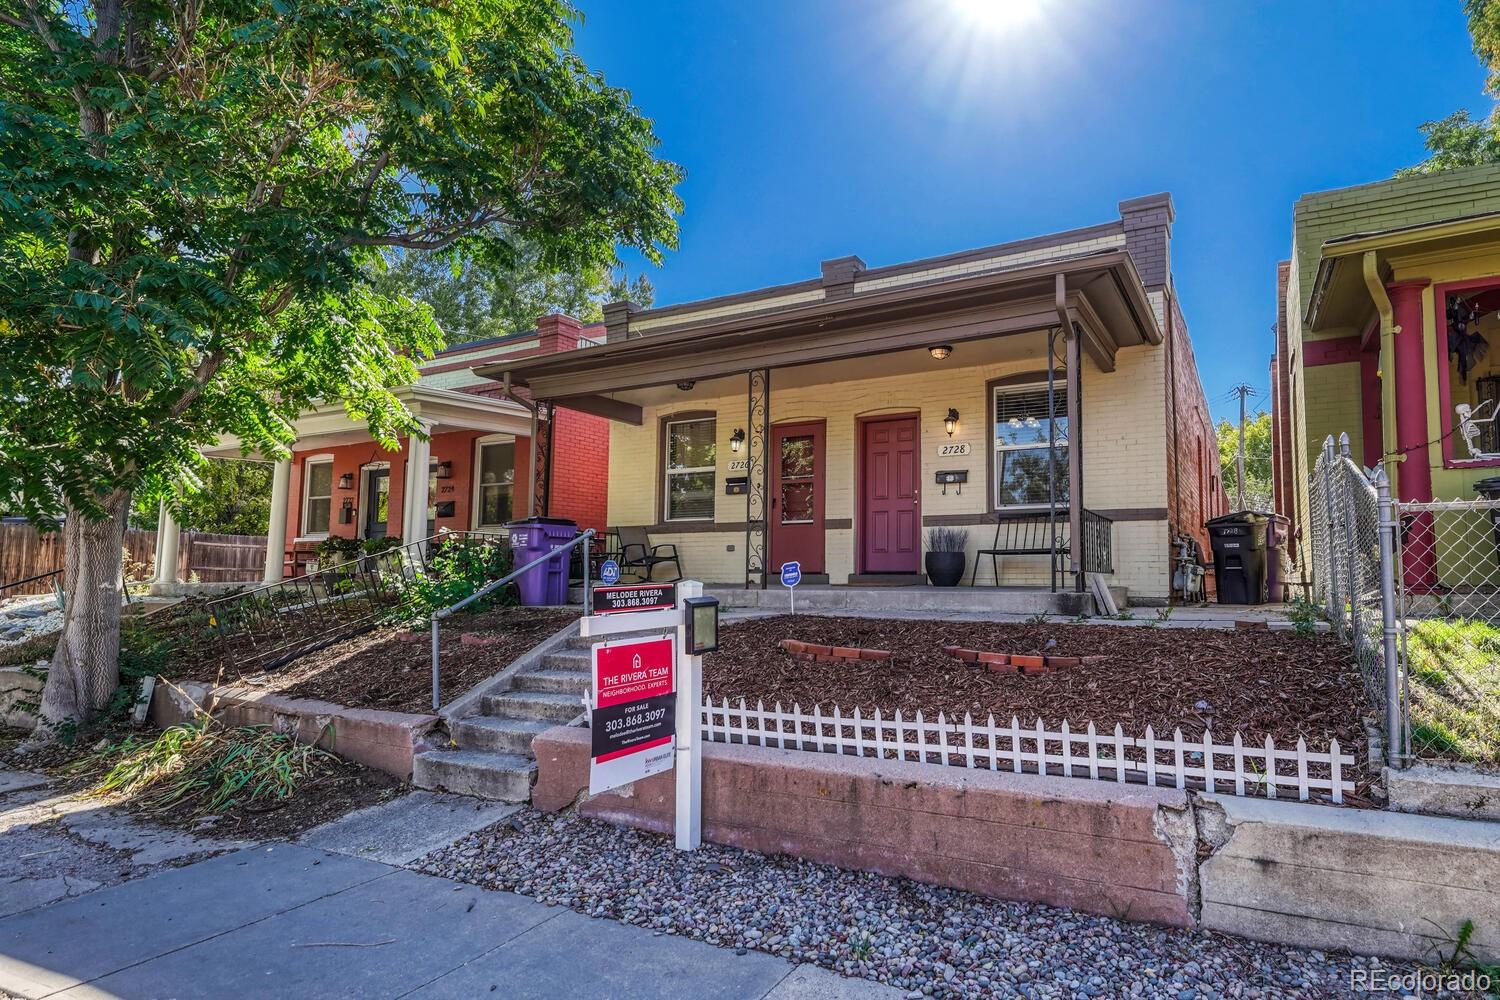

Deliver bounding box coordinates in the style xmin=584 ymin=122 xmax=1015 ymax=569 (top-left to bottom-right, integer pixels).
xmin=1207 ymin=511 xmax=1270 ymax=605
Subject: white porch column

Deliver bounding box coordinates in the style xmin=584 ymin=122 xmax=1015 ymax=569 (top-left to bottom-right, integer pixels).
xmin=403 ymin=424 xmax=432 ymax=542
xmin=263 ymin=457 xmax=291 ymax=584
xmin=155 ymin=500 xmax=182 ymax=586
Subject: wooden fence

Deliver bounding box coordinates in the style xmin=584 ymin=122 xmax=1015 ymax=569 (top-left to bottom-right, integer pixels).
xmin=0 ymin=522 xmax=267 ymax=595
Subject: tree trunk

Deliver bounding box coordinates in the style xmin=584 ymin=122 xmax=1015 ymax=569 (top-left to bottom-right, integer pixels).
xmin=29 ymin=492 xmax=131 ymax=742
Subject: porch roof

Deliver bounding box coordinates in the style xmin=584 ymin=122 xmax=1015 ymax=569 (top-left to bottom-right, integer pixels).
xmin=201 ymin=384 xmax=531 ymax=460
xmin=1307 ymin=210 xmax=1500 ymax=331
xmin=474 ymin=251 xmax=1160 ymax=422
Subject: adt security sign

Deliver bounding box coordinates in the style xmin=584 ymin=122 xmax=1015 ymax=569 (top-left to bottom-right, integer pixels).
xmin=781 ymin=561 xmax=801 ymax=614
xmin=599 ymin=559 xmax=621 ymax=585
xmin=588 ymin=636 xmax=676 ymax=796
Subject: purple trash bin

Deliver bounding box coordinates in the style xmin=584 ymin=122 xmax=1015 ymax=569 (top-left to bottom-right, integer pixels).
xmin=506 ymin=517 xmax=578 ymax=605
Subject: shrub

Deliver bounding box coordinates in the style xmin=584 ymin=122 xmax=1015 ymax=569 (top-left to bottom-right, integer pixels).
xmin=401 ymin=539 xmax=515 ymax=620
xmin=83 ymin=719 xmax=337 ymax=816
xmin=317 ymin=536 xmax=364 ymax=566
xmin=926 ymin=527 xmax=969 ymax=553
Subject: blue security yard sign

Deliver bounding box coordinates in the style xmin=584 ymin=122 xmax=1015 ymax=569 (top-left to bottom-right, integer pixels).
xmin=780 ymin=561 xmax=801 ymax=615
xmin=600 ymin=559 xmax=621 ymax=585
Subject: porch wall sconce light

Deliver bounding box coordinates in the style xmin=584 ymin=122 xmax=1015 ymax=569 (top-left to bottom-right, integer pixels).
xmin=435 ymin=460 xmax=453 ymax=480
xmin=944 ymin=408 xmax=960 ymax=437
xmin=337 ymin=473 xmax=354 ymax=490
xmin=676 ymin=380 xmax=697 ymax=391
xmin=928 ymin=345 xmax=953 ymax=361
xmin=730 ymin=428 xmax=746 ymax=453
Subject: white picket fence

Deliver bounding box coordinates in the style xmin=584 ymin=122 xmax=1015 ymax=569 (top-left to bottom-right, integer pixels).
xmin=700 ymin=698 xmax=1356 ymax=804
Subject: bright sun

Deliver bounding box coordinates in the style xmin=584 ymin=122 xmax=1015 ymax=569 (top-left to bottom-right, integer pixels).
xmin=946 ymin=0 xmax=1045 ymax=35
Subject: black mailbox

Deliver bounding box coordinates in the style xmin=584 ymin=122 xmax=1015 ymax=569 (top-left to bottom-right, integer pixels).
xmin=725 ymin=477 xmax=748 ymax=496
xmin=434 ymin=500 xmax=457 ymax=518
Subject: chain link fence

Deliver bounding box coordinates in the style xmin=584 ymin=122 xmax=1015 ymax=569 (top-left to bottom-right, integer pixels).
xmin=1310 ymin=433 xmax=1500 ymax=770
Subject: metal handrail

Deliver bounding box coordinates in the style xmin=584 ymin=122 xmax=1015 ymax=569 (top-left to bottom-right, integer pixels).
xmin=207 ymin=530 xmax=510 ymax=672
xmin=429 ymin=527 xmax=596 ymax=710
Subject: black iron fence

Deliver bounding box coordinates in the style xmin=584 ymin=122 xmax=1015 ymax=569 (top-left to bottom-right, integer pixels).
xmin=206 ymin=531 xmax=511 ymax=672
xmin=1081 ymin=509 xmax=1114 ymax=576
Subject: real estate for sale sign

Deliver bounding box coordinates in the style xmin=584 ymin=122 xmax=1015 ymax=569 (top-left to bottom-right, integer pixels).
xmin=588 ymin=635 xmax=677 ymax=795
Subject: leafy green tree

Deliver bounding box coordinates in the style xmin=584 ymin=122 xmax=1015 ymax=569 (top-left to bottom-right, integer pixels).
xmin=0 ymin=0 xmax=681 ymax=739
xmin=130 ymin=460 xmax=273 ymax=537
xmin=374 ymin=241 xmax=655 ymax=345
xmin=1400 ymin=1 xmax=1500 ymax=175
xmin=1218 ymin=413 xmax=1273 ymax=513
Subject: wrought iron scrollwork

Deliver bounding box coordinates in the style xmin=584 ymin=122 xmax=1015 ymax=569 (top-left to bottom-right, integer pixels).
xmin=533 ymin=400 xmax=554 ymax=518
xmin=744 ymin=369 xmax=770 ymax=589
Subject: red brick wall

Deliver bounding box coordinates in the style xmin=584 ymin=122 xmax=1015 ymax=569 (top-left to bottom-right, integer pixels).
xmin=549 ymin=406 xmax=610 ymax=531
xmin=286 ymin=429 xmax=533 ymax=552
xmin=1164 ymin=292 xmax=1228 ymax=556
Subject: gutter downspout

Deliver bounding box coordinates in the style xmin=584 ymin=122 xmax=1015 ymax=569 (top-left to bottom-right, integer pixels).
xmin=503 ymin=372 xmax=540 ymax=517
xmin=1360 ymin=251 xmax=1400 ymax=491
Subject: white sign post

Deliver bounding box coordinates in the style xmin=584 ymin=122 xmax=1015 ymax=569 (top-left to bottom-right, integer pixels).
xmin=580 ymin=580 xmax=704 ymax=851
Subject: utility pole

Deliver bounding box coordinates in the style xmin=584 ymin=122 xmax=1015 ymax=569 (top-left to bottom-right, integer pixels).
xmin=1230 ymin=383 xmax=1257 ymax=510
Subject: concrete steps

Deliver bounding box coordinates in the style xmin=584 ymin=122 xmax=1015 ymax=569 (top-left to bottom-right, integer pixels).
xmin=450 ymin=716 xmax=554 ymax=754
xmin=411 ymin=750 xmax=536 ymax=801
xmin=512 ymin=670 xmax=590 ymax=695
xmin=413 ymin=622 xmax=675 ymax=803
xmin=481 ymin=690 xmax=583 ymax=723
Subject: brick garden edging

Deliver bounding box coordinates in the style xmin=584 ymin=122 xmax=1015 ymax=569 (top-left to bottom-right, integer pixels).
xmin=779 ymin=639 xmax=891 ymax=664
xmin=940 ymin=645 xmax=1104 ymax=674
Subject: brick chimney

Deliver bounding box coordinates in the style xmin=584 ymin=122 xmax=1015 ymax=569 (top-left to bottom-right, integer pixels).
xmin=1117 ymin=193 xmax=1175 ymax=289
xmin=535 ymin=313 xmax=583 ymax=354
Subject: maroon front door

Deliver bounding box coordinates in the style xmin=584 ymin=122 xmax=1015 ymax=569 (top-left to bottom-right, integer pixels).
xmin=770 ymin=422 xmax=825 ymax=574
xmin=860 ymin=416 xmax=920 ymax=574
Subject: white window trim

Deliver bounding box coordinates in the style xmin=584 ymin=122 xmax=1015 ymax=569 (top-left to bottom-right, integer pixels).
xmin=472 ymin=434 xmax=518 ymax=531
xmin=664 ymin=416 xmax=717 ymax=522
xmin=299 ymin=455 xmax=336 ymax=540
xmin=355 ymin=461 xmax=392 ymax=540
xmin=992 ymin=381 xmax=1069 ymax=511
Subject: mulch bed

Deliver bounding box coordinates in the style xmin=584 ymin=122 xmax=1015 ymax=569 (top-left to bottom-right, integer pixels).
xmin=706 ymin=616 xmax=1371 ymax=754
xmin=0 ymin=726 xmax=405 ymax=841
xmin=200 ymin=606 xmax=581 ymax=715
xmin=139 ymin=759 xmax=405 ymax=841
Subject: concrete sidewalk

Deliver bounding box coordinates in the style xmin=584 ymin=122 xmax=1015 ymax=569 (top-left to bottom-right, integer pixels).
xmin=0 ymin=843 xmax=903 ymax=999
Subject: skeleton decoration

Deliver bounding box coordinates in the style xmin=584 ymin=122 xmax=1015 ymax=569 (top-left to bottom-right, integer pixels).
xmin=1456 ymin=399 xmax=1500 ymax=459
xmin=1448 ymin=294 xmax=1490 ymax=384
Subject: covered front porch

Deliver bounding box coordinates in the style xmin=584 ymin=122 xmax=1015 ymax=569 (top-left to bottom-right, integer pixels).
xmin=152 ymin=385 xmax=536 ymax=593
xmin=486 ymin=251 xmax=1174 ymax=603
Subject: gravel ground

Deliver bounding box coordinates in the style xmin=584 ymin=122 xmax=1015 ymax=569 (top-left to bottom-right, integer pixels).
xmin=0 ymin=594 xmax=62 ymax=648
xmin=415 ymin=809 xmax=1462 ymax=1000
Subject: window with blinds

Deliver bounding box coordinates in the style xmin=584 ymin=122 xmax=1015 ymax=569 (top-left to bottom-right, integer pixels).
xmin=993 ymin=382 xmax=1068 ymax=507
xmin=664 ymin=418 xmax=716 ymax=521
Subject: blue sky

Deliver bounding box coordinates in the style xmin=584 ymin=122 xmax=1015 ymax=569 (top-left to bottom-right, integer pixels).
xmin=572 ymin=1 xmax=1489 ymax=424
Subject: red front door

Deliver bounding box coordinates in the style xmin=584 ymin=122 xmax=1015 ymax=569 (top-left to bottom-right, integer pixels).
xmin=770 ymin=422 xmax=825 ymax=574
xmin=860 ymin=416 xmax=920 ymax=574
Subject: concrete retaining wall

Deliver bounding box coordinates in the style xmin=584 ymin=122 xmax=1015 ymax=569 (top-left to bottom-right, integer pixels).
xmin=531 ymin=726 xmax=1197 ymax=927
xmin=150 ymin=680 xmax=439 ymax=779
xmin=1198 ymin=793 xmax=1500 ymax=963
xmin=532 ymin=727 xmax=1500 ymax=962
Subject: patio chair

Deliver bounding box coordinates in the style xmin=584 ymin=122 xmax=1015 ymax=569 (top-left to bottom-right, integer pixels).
xmin=616 ymin=526 xmax=683 ymax=583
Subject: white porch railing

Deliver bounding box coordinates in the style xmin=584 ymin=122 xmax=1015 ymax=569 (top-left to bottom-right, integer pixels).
xmin=700 ymin=698 xmax=1355 ymax=804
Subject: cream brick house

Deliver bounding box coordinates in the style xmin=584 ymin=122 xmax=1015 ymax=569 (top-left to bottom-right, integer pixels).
xmin=481 ymin=194 xmax=1224 ymax=604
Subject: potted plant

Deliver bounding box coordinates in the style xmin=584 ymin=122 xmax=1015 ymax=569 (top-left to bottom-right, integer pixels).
xmin=924 ymin=527 xmax=969 ymax=587
xmin=316 ymin=536 xmax=363 ymax=581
